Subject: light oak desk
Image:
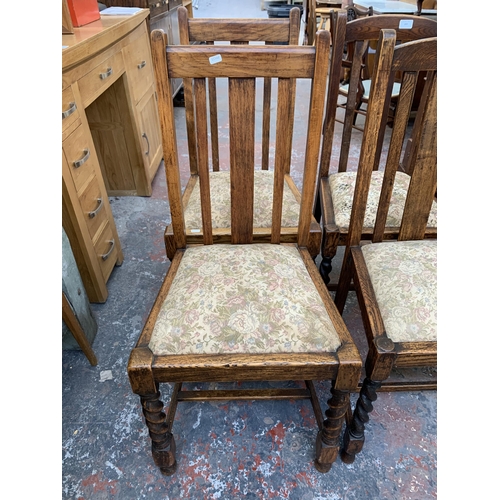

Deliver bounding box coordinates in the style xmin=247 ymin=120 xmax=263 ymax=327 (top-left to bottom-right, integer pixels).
xmin=62 ymin=10 xmax=162 ymax=303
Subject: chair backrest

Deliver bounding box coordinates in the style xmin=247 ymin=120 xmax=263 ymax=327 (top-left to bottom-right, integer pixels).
xmin=345 ymin=29 xmax=437 ymax=249
xmin=177 ymin=6 xmax=301 ymax=176
xmin=150 ymin=29 xmax=331 ymax=250
xmin=319 ymin=11 xmax=437 ymax=177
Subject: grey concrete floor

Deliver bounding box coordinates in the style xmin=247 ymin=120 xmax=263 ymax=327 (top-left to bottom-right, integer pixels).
xmin=61 ymin=1 xmax=438 ymax=498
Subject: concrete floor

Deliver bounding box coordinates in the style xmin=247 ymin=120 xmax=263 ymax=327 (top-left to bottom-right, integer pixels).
xmin=62 ymin=1 xmax=437 ymax=498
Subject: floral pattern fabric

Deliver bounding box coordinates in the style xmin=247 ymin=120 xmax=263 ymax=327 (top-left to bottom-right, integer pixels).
xmin=361 ymin=240 xmax=437 ymax=343
xmin=149 ymin=244 xmax=342 ymax=355
xmin=184 ymin=171 xmax=301 ymax=230
xmin=329 ymin=171 xmax=438 ymax=230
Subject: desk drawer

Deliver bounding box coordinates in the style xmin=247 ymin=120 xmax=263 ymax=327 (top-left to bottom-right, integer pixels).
xmin=95 ymin=222 xmax=118 ymax=282
xmin=122 ymin=34 xmax=154 ymax=104
xmin=79 ymin=174 xmax=107 ymax=241
xmin=62 ymin=86 xmax=81 ymax=133
xmin=63 ymin=124 xmax=98 ymax=193
xmin=78 ymin=51 xmax=125 ymax=108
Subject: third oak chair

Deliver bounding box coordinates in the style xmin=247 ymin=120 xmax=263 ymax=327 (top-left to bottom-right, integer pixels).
xmin=331 ymin=30 xmax=437 ymax=464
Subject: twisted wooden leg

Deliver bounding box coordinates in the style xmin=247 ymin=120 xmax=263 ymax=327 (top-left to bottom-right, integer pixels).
xmin=319 ymin=256 xmax=333 ymax=285
xmin=314 ymin=386 xmax=350 ymax=473
xmin=340 ymin=378 xmax=381 ymax=464
xmin=140 ymin=391 xmax=177 ymax=476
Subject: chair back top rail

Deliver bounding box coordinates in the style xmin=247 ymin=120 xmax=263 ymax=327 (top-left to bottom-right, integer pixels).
xmin=150 ymin=29 xmax=331 ymax=250
xmin=185 ymin=17 xmax=300 ymax=43
xmin=346 ymin=31 xmax=437 ymax=249
xmin=165 ymin=45 xmax=318 ymax=78
xmin=319 ymin=12 xmax=437 ymax=178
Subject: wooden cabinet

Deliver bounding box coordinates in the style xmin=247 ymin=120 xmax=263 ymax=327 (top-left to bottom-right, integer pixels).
xmin=62 ymin=10 xmax=161 ymax=302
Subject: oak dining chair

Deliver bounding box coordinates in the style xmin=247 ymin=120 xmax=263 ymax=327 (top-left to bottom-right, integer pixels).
xmin=330 ymin=29 xmax=437 ymax=464
xmin=127 ymin=28 xmax=362 ymax=476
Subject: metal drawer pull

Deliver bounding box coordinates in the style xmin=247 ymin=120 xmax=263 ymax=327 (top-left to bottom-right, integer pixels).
xmin=137 ymin=60 xmax=146 ymax=69
xmin=62 ymin=102 xmax=77 ymax=119
xmin=142 ymin=132 xmax=150 ymax=156
xmin=88 ymin=198 xmax=103 ymax=219
xmin=101 ymin=239 xmax=115 ymax=261
xmin=99 ymin=67 xmax=113 ymax=80
xmin=73 ymin=149 xmax=90 ymax=168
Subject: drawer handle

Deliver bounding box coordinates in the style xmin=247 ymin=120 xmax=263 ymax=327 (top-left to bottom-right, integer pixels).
xmin=99 ymin=68 xmax=113 ymax=80
xmin=73 ymin=149 xmax=90 ymax=168
xmin=101 ymin=239 xmax=115 ymax=261
xmin=137 ymin=60 xmax=147 ymax=69
xmin=142 ymin=132 xmax=150 ymax=156
xmin=88 ymin=198 xmax=103 ymax=219
xmin=62 ymin=102 xmax=77 ymax=119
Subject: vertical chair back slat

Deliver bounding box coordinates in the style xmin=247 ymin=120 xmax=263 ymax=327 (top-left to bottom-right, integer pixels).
xmin=229 ymin=77 xmax=256 ymax=244
xmin=271 ymin=77 xmax=293 ymax=244
xmin=399 ymin=71 xmax=437 ymax=241
xmin=400 ymin=71 xmax=435 ymax=177
xmin=372 ymin=70 xmax=418 ymax=242
xmin=193 ymin=78 xmax=213 ymax=244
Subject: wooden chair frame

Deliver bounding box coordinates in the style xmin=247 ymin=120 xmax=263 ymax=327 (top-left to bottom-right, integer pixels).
xmin=331 ymin=31 xmax=437 ymax=464
xmin=316 ymin=11 xmax=437 ymax=288
xmin=163 ymin=7 xmax=323 ymax=261
xmin=128 ymin=29 xmax=362 ymax=476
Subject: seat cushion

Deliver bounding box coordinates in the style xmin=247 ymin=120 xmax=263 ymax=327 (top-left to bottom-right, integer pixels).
xmin=148 ymin=244 xmax=341 ymax=355
xmin=339 ymin=79 xmax=401 ymax=100
xmin=361 ymin=240 xmax=437 ymax=343
xmin=184 ymin=171 xmax=300 ymax=230
xmin=329 ymin=171 xmax=438 ymax=230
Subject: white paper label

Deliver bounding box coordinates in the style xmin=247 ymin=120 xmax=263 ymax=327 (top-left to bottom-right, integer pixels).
xmin=209 ymin=54 xmax=222 ymax=65
xmin=191 ymin=229 xmax=201 ymax=233
xmin=399 ymin=19 xmax=414 ymax=29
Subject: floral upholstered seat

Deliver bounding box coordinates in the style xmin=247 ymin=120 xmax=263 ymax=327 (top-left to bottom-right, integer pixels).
xmin=148 ymin=244 xmax=342 ymax=356
xmin=184 ymin=171 xmax=301 ymax=230
xmin=361 ymin=239 xmax=437 ymax=343
xmin=328 ymin=171 xmax=438 ymax=230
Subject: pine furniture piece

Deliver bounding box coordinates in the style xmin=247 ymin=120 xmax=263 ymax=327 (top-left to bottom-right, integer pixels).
xmin=163 ymin=6 xmax=323 ymax=261
xmin=101 ymin=1 xmax=194 ymax=97
xmin=62 ymin=10 xmax=162 ymax=302
xmin=331 ymin=30 xmax=437 ymax=463
xmin=316 ymin=11 xmax=437 ymax=287
xmin=127 ymin=28 xmax=362 ymax=476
